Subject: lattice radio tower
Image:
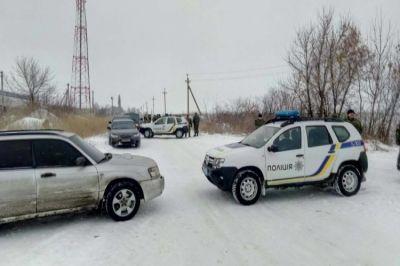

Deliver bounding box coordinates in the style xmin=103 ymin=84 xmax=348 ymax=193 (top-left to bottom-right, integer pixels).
xmin=71 ymin=0 xmax=91 ymax=110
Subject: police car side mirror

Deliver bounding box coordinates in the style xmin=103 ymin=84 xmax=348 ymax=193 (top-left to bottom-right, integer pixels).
xmin=268 ymin=145 xmax=278 ymax=153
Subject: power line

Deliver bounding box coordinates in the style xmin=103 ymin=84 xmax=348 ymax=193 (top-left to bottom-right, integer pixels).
xmin=189 ymin=64 xmax=289 ymax=76
xmin=191 ymin=71 xmax=289 ymax=82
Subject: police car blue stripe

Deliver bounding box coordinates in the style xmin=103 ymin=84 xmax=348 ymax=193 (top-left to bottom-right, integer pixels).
xmin=340 ymin=140 xmax=364 ymax=149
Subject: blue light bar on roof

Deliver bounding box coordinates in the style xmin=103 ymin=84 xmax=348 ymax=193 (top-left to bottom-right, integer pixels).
xmin=275 ymin=110 xmax=300 ymax=119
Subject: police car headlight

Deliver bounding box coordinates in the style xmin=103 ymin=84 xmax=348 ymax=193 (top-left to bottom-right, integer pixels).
xmin=111 ymin=133 xmax=119 ymax=139
xmin=148 ymin=166 xmax=160 ymax=179
xmin=213 ymin=158 xmax=225 ymax=169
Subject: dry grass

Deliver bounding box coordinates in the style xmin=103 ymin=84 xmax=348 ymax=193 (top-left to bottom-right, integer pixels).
xmin=0 ymin=107 xmax=110 ymax=138
xmin=52 ymin=114 xmax=110 ymax=138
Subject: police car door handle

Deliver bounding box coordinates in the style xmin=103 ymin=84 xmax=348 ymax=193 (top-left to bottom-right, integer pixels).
xmin=296 ymin=154 xmax=304 ymax=158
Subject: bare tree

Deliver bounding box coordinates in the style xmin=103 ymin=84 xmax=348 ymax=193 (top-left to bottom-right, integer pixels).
xmin=7 ymin=57 xmax=55 ymax=107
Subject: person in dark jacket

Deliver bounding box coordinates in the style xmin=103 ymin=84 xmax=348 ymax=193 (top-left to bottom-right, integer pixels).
xmin=396 ymin=124 xmax=400 ymax=146
xmin=345 ymin=109 xmax=363 ymax=134
xmin=193 ymin=113 xmax=200 ymax=137
xmin=255 ymin=113 xmax=264 ymax=129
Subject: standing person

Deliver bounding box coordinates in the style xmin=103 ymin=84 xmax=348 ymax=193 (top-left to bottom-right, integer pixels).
xmin=345 ymin=109 xmax=363 ymax=135
xmin=255 ymin=113 xmax=264 ymax=129
xmin=193 ymin=112 xmax=200 ymax=137
xmin=184 ymin=115 xmax=193 ymax=137
xmin=396 ymin=124 xmax=400 ymax=170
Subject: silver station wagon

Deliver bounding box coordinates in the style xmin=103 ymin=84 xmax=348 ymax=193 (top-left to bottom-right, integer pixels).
xmin=0 ymin=130 xmax=164 ymax=223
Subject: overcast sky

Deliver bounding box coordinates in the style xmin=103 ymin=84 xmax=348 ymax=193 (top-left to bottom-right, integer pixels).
xmin=0 ymin=0 xmax=399 ymax=113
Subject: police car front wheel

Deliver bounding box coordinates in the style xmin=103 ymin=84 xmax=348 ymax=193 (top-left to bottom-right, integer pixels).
xmin=232 ymin=170 xmax=261 ymax=205
xmin=335 ymin=165 xmax=361 ymax=196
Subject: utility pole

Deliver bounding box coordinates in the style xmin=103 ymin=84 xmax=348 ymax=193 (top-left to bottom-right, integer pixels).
xmin=145 ymin=101 xmax=149 ymax=115
xmin=111 ymin=96 xmax=114 ymax=116
xmin=186 ymin=74 xmax=190 ymax=118
xmin=92 ymin=90 xmax=94 ymax=113
xmin=1 ymin=71 xmax=4 ymax=109
xmin=185 ymin=74 xmax=202 ymax=115
xmin=163 ymin=88 xmax=167 ymax=115
xmin=152 ymin=96 xmax=155 ymax=121
xmin=66 ymin=83 xmax=70 ymax=107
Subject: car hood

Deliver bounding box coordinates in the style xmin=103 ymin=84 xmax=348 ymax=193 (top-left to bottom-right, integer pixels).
xmin=140 ymin=122 xmax=153 ymax=128
xmin=111 ymin=128 xmax=138 ymax=135
xmin=206 ymin=142 xmax=254 ymax=158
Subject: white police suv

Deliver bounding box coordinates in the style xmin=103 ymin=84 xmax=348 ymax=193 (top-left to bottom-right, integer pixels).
xmin=202 ymin=111 xmax=368 ymax=205
xmin=139 ymin=116 xmax=188 ymax=139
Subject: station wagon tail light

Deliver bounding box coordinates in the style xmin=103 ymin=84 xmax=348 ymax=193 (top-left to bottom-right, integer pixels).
xmin=148 ymin=166 xmax=160 ymax=178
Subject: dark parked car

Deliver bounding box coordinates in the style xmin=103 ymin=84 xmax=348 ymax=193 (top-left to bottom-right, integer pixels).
xmin=108 ymin=119 xmax=141 ymax=148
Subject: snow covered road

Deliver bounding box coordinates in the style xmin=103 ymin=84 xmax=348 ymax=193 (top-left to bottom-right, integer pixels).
xmin=1 ymin=134 xmax=400 ymax=266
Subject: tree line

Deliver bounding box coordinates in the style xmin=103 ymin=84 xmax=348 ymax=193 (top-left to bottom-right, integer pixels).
xmin=280 ymin=9 xmax=400 ymax=142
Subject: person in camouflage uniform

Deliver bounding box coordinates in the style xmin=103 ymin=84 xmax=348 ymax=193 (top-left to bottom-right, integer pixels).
xmin=345 ymin=109 xmax=363 ymax=135
xmin=193 ymin=113 xmax=200 ymax=137
xmin=255 ymin=113 xmax=264 ymax=129
xmin=397 ymin=124 xmax=400 ymax=170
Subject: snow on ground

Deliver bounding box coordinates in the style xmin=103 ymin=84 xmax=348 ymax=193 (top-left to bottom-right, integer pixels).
xmin=0 ymin=134 xmax=400 ymax=266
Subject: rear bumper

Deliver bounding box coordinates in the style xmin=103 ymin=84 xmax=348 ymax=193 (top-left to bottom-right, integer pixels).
xmin=202 ymin=164 xmax=237 ymax=191
xmin=112 ymin=135 xmax=141 ymax=145
xmin=140 ymin=176 xmax=165 ymax=201
xmin=359 ymin=151 xmax=368 ymax=173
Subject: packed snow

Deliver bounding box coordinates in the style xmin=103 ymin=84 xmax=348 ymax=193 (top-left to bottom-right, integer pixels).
xmin=0 ymin=134 xmax=399 ymax=266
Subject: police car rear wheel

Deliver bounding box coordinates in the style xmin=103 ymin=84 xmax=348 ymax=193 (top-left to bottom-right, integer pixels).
xmin=175 ymin=129 xmax=183 ymax=139
xmin=144 ymin=129 xmax=152 ymax=138
xmin=232 ymin=171 xmax=261 ymax=205
xmin=335 ymin=165 xmax=361 ymax=196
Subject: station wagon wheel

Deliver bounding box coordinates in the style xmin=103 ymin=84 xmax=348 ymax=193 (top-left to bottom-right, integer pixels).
xmin=232 ymin=170 xmax=261 ymax=205
xmin=335 ymin=165 xmax=361 ymax=197
xmin=112 ymin=189 xmax=136 ymax=217
xmin=106 ymin=182 xmax=141 ymax=221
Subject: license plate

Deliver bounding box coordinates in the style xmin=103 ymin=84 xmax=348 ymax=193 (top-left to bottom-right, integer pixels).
xmin=121 ymin=138 xmax=131 ymax=142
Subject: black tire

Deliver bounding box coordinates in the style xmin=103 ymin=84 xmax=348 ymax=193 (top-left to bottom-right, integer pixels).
xmin=335 ymin=165 xmax=361 ymax=197
xmin=135 ymin=141 xmax=141 ymax=148
xmin=144 ymin=129 xmax=153 ymax=138
xmin=175 ymin=129 xmax=183 ymax=139
xmin=105 ymin=181 xmax=141 ymax=221
xmin=232 ymin=170 xmax=261 ymax=205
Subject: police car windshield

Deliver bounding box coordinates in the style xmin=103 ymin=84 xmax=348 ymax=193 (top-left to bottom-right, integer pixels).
xmin=241 ymin=126 xmax=280 ymax=148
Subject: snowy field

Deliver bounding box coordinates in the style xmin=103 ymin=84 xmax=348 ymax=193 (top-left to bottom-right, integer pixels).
xmin=0 ymin=134 xmax=400 ymax=266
